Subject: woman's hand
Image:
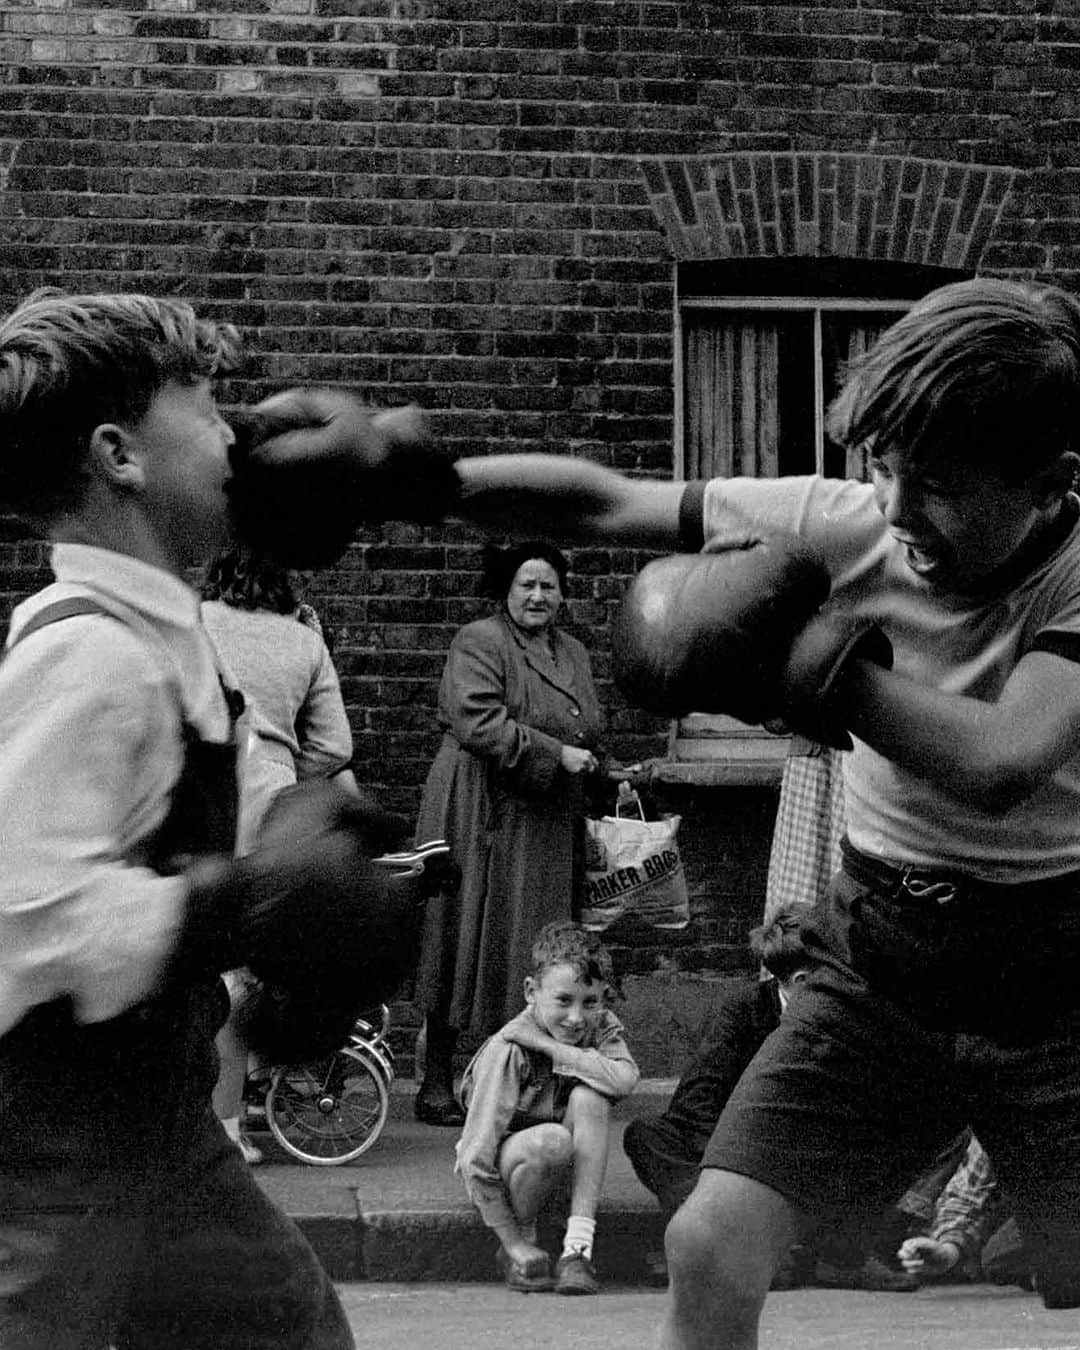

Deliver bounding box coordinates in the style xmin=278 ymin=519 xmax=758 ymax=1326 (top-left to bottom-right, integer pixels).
xmin=560 ymin=745 xmax=599 ymax=775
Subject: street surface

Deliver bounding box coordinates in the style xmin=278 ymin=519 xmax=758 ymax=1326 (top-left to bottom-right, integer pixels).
xmin=339 ymin=1282 xmax=1080 ymax=1350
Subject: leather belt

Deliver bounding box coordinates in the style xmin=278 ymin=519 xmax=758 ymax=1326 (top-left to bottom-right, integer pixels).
xmin=839 ymin=838 xmax=1080 ymax=910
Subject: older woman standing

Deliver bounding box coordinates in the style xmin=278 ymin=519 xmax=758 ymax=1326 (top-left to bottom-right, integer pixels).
xmin=413 ymin=542 xmax=605 ymax=1125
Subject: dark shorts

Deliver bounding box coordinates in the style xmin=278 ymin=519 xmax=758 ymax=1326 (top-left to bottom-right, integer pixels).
xmin=701 ymin=841 xmax=1080 ymax=1304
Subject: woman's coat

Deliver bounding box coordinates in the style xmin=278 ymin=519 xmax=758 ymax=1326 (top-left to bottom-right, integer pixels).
xmin=414 ymin=610 xmax=604 ymax=1035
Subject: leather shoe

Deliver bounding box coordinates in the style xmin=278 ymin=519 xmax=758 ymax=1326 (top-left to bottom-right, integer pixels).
xmin=814 ymin=1254 xmax=917 ymax=1292
xmin=414 ymin=1093 xmax=465 ymax=1127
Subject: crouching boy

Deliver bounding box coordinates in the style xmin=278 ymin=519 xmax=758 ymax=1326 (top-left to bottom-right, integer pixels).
xmin=455 ymin=920 xmax=640 ymax=1295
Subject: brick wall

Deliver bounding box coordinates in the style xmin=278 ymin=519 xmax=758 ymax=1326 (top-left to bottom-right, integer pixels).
xmin=2 ymin=1 xmax=1079 ymax=1007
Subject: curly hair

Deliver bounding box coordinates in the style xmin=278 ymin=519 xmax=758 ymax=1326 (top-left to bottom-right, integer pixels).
xmin=529 ymin=919 xmax=616 ymax=993
xmin=201 ymin=546 xmax=300 ymax=615
xmin=826 ymin=278 xmax=1080 ymax=484
xmin=0 ymin=288 xmax=242 ymax=520
xmin=481 ymin=540 xmax=570 ymax=601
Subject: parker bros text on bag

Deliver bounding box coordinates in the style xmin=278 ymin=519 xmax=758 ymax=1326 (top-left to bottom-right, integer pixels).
xmin=582 ymin=786 xmax=690 ymax=932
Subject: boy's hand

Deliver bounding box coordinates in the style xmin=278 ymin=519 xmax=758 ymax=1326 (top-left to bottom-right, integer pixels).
xmin=611 ymin=541 xmax=891 ymax=751
xmin=177 ymin=782 xmax=421 ymax=1059
xmin=611 ymin=538 xmax=830 ymax=727
xmin=502 ymin=1018 xmax=556 ymax=1056
xmin=897 ymin=1236 xmax=960 ymax=1278
xmin=227 ymin=388 xmax=460 ymax=566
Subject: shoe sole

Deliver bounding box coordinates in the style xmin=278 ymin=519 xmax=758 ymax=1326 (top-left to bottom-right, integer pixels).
xmin=506 ymin=1276 xmax=555 ymax=1293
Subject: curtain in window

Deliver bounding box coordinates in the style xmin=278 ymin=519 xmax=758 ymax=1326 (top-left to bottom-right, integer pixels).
xmin=824 ymin=316 xmax=901 ymax=481
xmin=684 ymin=316 xmax=780 ymax=480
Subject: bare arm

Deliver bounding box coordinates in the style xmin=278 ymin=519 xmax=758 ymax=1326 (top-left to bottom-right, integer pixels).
xmin=453 ymin=454 xmax=687 ymax=547
xmin=842 ymin=649 xmax=1080 ymax=810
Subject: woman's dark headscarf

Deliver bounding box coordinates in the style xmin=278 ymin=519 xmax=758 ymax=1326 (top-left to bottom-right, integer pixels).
xmin=481 ymin=541 xmax=570 ymax=601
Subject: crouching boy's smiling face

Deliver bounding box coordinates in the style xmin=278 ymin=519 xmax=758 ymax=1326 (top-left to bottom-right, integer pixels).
xmin=524 ymin=961 xmax=605 ymax=1047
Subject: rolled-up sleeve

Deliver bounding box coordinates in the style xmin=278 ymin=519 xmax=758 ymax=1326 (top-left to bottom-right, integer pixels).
xmin=0 ymin=623 xmax=192 ymax=1036
xmin=548 ymin=1013 xmax=641 ymax=1100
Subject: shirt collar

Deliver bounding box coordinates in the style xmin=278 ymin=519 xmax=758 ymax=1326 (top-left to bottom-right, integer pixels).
xmin=49 ymin=543 xmax=201 ymax=629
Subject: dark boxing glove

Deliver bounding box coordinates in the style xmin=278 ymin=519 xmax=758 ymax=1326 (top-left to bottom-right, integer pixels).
xmin=176 ymin=781 xmax=423 ymax=1059
xmin=779 ymin=607 xmax=893 ymax=750
xmin=611 ymin=535 xmax=831 ymax=724
xmin=612 ymin=536 xmax=891 ymax=751
xmin=227 ymin=388 xmax=461 ymax=567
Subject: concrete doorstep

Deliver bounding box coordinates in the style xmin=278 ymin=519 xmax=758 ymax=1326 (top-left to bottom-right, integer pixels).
xmin=252 ymin=1080 xmax=674 ymax=1284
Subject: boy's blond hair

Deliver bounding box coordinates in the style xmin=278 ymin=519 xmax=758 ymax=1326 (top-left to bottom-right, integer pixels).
xmin=827 ymin=277 xmax=1080 ymax=483
xmin=0 ymin=288 xmax=242 ymax=519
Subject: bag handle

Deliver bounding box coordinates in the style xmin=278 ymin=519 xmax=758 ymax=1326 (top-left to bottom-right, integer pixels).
xmin=614 ymin=781 xmax=646 ymax=821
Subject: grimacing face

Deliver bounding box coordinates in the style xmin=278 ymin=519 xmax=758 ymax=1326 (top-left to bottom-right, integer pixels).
xmin=868 ymin=448 xmax=1051 ymax=594
xmin=505 ymin=557 xmax=563 ymax=633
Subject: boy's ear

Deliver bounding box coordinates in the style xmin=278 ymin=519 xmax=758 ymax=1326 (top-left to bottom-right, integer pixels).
xmin=523 ymin=975 xmax=537 ymax=1004
xmin=1030 ymin=451 xmax=1080 ymax=508
xmin=87 ymin=423 xmax=146 ymax=492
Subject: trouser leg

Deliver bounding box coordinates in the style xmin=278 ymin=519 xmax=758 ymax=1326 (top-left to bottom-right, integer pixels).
xmin=118 ymin=1115 xmax=353 ymax=1350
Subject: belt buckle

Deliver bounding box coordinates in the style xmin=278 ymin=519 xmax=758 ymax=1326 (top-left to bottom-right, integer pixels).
xmin=900 ymin=866 xmax=958 ymax=906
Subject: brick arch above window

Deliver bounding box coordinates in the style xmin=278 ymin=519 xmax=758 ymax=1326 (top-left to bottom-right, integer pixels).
xmin=639 ymin=153 xmax=1018 ymax=272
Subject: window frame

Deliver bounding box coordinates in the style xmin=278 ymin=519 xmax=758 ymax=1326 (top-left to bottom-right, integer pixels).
xmin=673 ymin=292 xmax=915 ymax=483
xmin=664 ymin=287 xmax=919 ymax=784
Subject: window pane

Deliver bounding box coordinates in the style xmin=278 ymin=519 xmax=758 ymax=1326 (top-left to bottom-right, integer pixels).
xmin=683 ymin=311 xmax=814 ymax=479
xmin=821 ymin=312 xmax=906 ymax=480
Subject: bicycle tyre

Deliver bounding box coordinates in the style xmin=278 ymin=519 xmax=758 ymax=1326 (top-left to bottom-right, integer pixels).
xmin=266 ymin=1044 xmax=390 ymax=1165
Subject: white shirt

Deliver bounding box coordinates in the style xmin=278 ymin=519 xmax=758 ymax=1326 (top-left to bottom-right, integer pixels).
xmin=0 ymin=544 xmax=232 ymax=1036
xmin=702 ymin=476 xmax=1080 ymax=882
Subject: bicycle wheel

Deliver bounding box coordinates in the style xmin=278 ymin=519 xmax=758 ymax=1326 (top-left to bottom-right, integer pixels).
xmin=266 ymin=1044 xmax=390 ymax=1165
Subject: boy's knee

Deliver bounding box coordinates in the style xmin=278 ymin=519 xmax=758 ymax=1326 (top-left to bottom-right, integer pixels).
xmin=664 ymin=1177 xmax=781 ymax=1316
xmin=665 ymin=1193 xmax=723 ymax=1280
xmin=566 ymin=1083 xmax=611 ymax=1123
xmin=665 ymin=1203 xmax=760 ymax=1331
xmin=522 ymin=1122 xmax=574 ymax=1170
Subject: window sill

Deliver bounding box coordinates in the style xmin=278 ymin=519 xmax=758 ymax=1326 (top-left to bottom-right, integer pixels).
xmin=650 ymin=757 xmax=785 ymax=787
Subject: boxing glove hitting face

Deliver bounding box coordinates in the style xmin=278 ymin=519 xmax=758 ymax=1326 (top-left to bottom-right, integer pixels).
xmin=226 ymin=388 xmax=461 ymax=567
xmin=613 ymin=535 xmax=831 ymax=724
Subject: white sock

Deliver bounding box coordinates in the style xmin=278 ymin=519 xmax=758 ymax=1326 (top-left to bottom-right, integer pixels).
xmin=561 ymin=1216 xmax=596 ymax=1261
xmin=221 ymin=1116 xmax=240 ymax=1142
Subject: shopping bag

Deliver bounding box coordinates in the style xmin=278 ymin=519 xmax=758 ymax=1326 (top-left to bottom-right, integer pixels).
xmin=581 ymin=788 xmax=690 ymax=931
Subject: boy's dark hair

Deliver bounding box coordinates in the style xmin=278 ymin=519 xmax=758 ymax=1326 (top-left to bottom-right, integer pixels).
xmin=530 ymin=919 xmax=615 ymax=992
xmin=202 ymin=546 xmax=300 ymax=616
xmin=827 ymin=278 xmax=1080 ymax=483
xmin=0 ymin=288 xmax=242 ymax=521
xmin=749 ymin=904 xmax=816 ymax=983
xmin=481 ymin=540 xmax=570 ymax=601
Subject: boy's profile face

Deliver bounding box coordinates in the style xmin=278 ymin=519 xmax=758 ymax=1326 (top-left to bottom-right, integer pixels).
xmin=869 ymin=447 xmax=1056 ymax=594
xmin=125 ymin=377 xmax=235 ymax=569
xmin=524 ymin=960 xmax=605 ymax=1046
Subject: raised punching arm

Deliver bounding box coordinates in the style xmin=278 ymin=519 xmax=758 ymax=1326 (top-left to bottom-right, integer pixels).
xmin=453 ymin=453 xmax=687 ymax=547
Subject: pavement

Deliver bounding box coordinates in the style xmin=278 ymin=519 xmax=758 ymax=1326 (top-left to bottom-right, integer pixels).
xmin=338 ymin=1283 xmax=1080 ymax=1350
xmin=251 ymin=1078 xmax=673 ymax=1283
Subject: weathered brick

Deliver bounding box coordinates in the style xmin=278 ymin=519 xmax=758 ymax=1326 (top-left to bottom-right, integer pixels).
xmin=0 ymin=0 xmax=1071 ymax=975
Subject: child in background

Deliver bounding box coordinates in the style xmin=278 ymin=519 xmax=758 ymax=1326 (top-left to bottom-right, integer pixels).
xmin=455 ymin=919 xmax=640 ymax=1295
